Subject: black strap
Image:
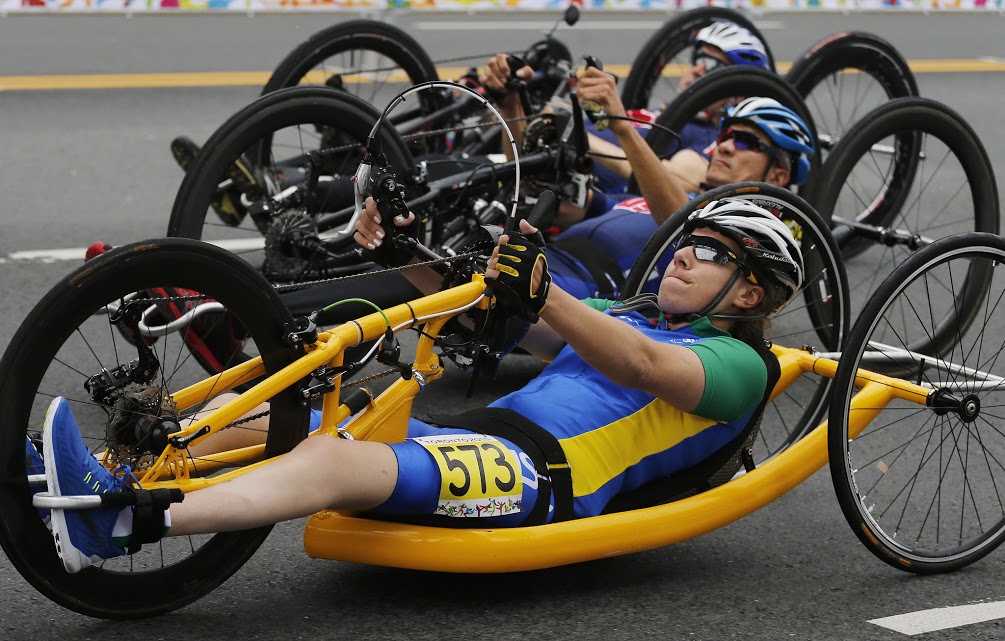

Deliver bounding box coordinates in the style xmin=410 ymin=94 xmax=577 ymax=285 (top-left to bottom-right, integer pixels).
xmin=428 ymin=407 xmax=575 ymax=524
xmin=550 ymin=236 xmax=625 ymax=299
xmin=116 ymin=488 xmax=184 ymax=555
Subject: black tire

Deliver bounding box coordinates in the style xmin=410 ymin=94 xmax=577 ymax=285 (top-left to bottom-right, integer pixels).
xmin=620 ymin=6 xmax=776 ymax=110
xmin=828 ymin=233 xmax=1005 ymax=574
xmin=787 ymin=32 xmax=918 ymax=155
xmin=788 ymin=32 xmax=920 ymax=254
xmin=0 ymin=239 xmax=310 ymax=618
xmin=630 ymin=67 xmax=818 ymax=195
xmin=801 ymin=97 xmax=999 ymax=354
xmin=622 ymin=182 xmax=849 ymax=459
xmin=262 ymin=19 xmax=441 ymax=113
xmin=169 ymin=86 xmax=415 ymax=279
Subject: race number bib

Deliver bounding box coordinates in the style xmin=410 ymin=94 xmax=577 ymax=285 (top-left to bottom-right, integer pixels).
xmin=413 ymin=434 xmax=523 ymax=518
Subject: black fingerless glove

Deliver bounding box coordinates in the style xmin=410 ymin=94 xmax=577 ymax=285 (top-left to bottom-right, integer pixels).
xmin=486 ymin=231 xmax=552 ymax=322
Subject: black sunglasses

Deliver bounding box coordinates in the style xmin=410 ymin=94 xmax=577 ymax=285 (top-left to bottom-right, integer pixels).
xmin=675 ymin=234 xmax=758 ymax=284
xmin=715 ymin=128 xmax=775 ymax=156
xmin=690 ymin=50 xmax=728 ymax=73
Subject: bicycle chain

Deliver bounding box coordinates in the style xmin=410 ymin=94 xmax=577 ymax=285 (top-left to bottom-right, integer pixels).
xmin=272 ymin=245 xmax=490 ymax=293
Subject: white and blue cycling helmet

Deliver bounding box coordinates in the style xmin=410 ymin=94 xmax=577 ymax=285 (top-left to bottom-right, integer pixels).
xmin=685 ymin=198 xmax=804 ymax=311
xmin=693 ymin=22 xmax=770 ymax=71
xmin=721 ymin=97 xmax=815 ymax=185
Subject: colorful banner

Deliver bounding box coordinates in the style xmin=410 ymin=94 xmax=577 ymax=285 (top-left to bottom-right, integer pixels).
xmin=2 ymin=0 xmax=1001 ymax=10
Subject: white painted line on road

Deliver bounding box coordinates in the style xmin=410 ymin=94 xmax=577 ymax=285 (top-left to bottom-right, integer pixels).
xmin=414 ymin=21 xmax=785 ymax=30
xmin=8 ymin=238 xmax=267 ymax=263
xmin=9 ymin=248 xmax=85 ymax=262
xmin=869 ymin=601 xmax=1005 ymax=636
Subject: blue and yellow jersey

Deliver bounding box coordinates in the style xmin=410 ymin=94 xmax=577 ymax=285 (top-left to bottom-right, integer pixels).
xmin=486 ymin=307 xmax=766 ymax=518
xmin=375 ymin=305 xmax=767 ymax=522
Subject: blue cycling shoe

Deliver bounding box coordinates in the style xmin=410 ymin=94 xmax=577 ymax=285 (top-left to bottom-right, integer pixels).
xmin=25 ymin=435 xmax=51 ymax=525
xmin=43 ymin=397 xmax=130 ymax=574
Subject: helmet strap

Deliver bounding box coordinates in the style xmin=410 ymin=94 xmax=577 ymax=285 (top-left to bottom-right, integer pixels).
xmin=665 ymin=268 xmax=743 ymax=326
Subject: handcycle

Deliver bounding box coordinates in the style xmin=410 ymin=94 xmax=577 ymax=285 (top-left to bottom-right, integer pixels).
xmin=5 ymin=181 xmax=834 ymax=617
xmin=169 ymin=5 xmax=914 ymax=254
xmin=166 ymin=62 xmax=821 ymax=284
xmin=4 ymin=181 xmax=1004 ymax=619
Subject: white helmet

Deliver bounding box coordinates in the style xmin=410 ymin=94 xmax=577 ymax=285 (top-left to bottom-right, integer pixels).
xmin=684 ymin=198 xmax=804 ymax=309
xmin=693 ymin=22 xmax=770 ymax=70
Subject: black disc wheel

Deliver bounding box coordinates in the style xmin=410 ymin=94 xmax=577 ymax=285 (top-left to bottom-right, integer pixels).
xmin=620 ymin=6 xmax=776 ymax=111
xmin=801 ymin=97 xmax=999 ymax=351
xmin=829 ymin=233 xmax=1005 ymax=573
xmin=622 ymin=182 xmax=848 ymax=461
xmin=169 ymin=86 xmax=416 ymax=283
xmin=0 ymin=239 xmax=310 ymax=618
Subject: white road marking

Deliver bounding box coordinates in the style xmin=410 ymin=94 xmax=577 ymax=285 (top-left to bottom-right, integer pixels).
xmin=8 ymin=238 xmax=267 ymax=263
xmin=9 ymin=248 xmax=86 ymax=262
xmin=414 ymin=20 xmax=785 ymax=31
xmin=869 ymin=601 xmax=1005 ymax=636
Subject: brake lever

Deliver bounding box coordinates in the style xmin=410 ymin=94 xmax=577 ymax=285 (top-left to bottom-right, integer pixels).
xmin=578 ymin=56 xmax=611 ymax=132
xmin=568 ymin=90 xmax=591 ymax=169
xmin=504 ymin=54 xmax=534 ymax=116
xmin=344 ymin=151 xmax=374 ymax=235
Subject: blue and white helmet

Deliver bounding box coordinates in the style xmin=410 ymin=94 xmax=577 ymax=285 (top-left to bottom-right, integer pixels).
xmin=693 ymin=22 xmax=770 ymax=70
xmin=722 ymin=97 xmax=815 ymax=185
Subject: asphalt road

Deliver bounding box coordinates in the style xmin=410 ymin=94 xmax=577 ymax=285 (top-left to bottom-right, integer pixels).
xmin=2 ymin=10 xmax=1005 ymax=639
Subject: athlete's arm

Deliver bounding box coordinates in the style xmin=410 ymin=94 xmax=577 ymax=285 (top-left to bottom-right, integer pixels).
xmin=575 ymin=68 xmax=695 ymax=225
xmin=483 ymin=220 xmax=705 ymax=402
xmin=480 ymin=54 xmax=534 ymax=162
xmin=542 ymin=285 xmax=706 ymax=411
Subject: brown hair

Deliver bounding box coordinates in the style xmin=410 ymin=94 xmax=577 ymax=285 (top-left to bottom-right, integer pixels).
xmin=727 ymin=277 xmax=788 ymax=350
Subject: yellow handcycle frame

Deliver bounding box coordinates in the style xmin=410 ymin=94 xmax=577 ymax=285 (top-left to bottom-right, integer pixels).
xmin=131 ymin=274 xmax=932 ymax=574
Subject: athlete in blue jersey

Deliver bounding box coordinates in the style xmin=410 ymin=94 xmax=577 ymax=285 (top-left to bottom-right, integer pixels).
xmin=42 ymin=198 xmax=803 ymax=573
xmin=543 ymin=96 xmax=814 ymax=299
xmin=480 ymin=42 xmax=813 ymax=301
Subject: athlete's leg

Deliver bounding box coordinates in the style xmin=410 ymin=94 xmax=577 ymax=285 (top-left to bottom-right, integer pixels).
xmin=170 ymin=435 xmax=396 ymax=535
xmin=45 ymin=397 xmax=396 ymax=571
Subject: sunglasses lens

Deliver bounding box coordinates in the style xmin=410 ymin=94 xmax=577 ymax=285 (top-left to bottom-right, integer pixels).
xmin=691 ymin=51 xmax=723 ymax=72
xmin=717 ymin=129 xmax=767 ymax=154
xmin=680 ymin=236 xmax=732 ymax=266
xmin=692 ymin=245 xmax=723 ymax=264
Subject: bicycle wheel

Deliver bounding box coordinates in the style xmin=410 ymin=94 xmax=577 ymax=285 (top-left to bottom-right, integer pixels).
xmin=786 ymin=32 xmax=917 ymax=157
xmin=622 ymin=182 xmax=849 ymax=460
xmin=0 ymin=239 xmax=310 ymax=618
xmin=620 ymin=6 xmax=776 ymax=110
xmin=262 ymin=19 xmax=441 ymax=110
xmin=829 ymin=233 xmax=1005 ymax=573
xmin=802 ymin=97 xmax=999 ymax=354
xmin=788 ymin=32 xmax=920 ymax=250
xmin=169 ymin=86 xmax=416 ymax=282
xmin=630 ymin=67 xmax=818 ymax=195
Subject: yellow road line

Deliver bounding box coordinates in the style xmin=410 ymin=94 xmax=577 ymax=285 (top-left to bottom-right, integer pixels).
xmin=2 ymin=59 xmax=1003 ymax=91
